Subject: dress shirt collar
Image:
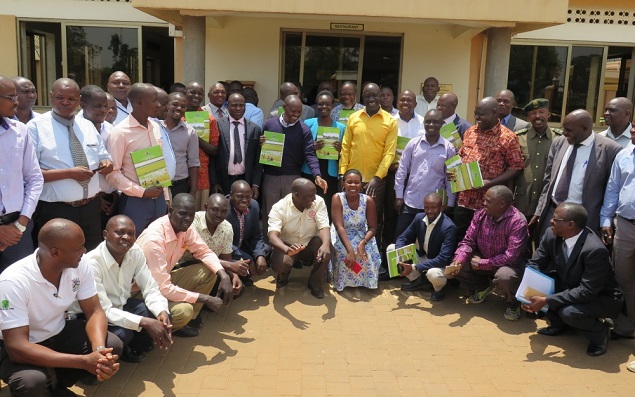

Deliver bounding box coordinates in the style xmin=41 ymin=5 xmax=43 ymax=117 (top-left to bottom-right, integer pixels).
xmin=423 ymin=213 xmax=441 ymax=228
xmin=279 ymin=115 xmax=298 ymax=128
xmin=231 ymin=202 xmax=249 ymax=215
xmin=159 ymin=215 xmax=179 ymax=244
xmin=444 ymin=113 xmax=457 ymax=125
xmin=477 ymin=121 xmax=501 ymax=135
xmin=0 ymin=117 xmax=8 ymax=130
xmin=96 ymin=241 xmax=121 ymax=269
xmin=528 ymin=127 xmax=551 ymax=140
xmin=578 ymin=131 xmax=595 ymax=147
xmin=421 ymin=133 xmax=446 ymax=148
xmin=399 ymin=112 xmax=416 ymax=122
xmin=230 ymin=116 xmax=245 ymax=125
xmin=501 ymin=114 xmax=512 ymax=126
xmin=421 ymin=95 xmax=440 ymax=105
xmin=605 ymin=124 xmax=632 ymax=140
xmin=488 ymin=205 xmax=516 ymax=223
xmin=162 ymin=119 xmax=186 ymax=131
xmin=50 ymin=111 xmax=74 ymax=127
xmin=564 ymin=229 xmax=584 ymax=254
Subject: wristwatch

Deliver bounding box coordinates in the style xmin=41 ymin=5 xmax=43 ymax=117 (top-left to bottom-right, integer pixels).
xmin=13 ymin=221 xmax=26 ymax=233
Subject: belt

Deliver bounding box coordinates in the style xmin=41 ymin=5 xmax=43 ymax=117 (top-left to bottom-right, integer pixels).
xmin=228 ymin=174 xmax=245 ymax=180
xmin=63 ymin=196 xmax=96 ymax=208
xmin=618 ymin=215 xmax=635 ymax=225
xmin=171 ymin=178 xmax=189 ymax=185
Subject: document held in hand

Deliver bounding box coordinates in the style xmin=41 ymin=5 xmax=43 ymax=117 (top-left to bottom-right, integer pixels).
xmin=515 ymin=267 xmax=555 ymax=312
xmin=386 ymin=243 xmax=417 ymax=278
xmin=185 ymin=111 xmax=210 ymax=141
xmin=130 ymin=145 xmax=172 ymax=188
xmin=445 ymin=155 xmax=484 ymax=193
xmin=315 ymin=126 xmax=340 ymax=160
xmin=259 ymin=131 xmax=285 ymax=167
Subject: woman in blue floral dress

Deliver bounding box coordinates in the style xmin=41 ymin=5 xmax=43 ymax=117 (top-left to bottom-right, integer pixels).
xmin=329 ymin=169 xmax=381 ymax=291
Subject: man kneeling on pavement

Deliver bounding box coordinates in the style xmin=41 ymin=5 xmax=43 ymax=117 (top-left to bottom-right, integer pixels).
xmin=521 ymin=202 xmax=623 ymax=357
xmin=449 ymin=185 xmax=529 ymax=321
xmin=388 ymin=192 xmax=457 ymax=301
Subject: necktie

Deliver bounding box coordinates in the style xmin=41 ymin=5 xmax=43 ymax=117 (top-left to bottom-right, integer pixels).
xmin=562 ymin=241 xmax=569 ymax=263
xmin=235 ymin=207 xmax=248 ymax=246
xmin=217 ymin=108 xmax=224 ymax=119
xmin=232 ymin=121 xmax=242 ymax=165
xmin=553 ymin=144 xmax=581 ymax=204
xmin=53 ymin=113 xmax=90 ymax=199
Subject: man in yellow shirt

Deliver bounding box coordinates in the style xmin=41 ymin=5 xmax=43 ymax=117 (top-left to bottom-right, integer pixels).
xmin=339 ymin=82 xmax=398 ymax=278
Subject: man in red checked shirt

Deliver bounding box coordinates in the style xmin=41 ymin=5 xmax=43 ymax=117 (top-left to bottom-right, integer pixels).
xmin=451 ymin=97 xmax=525 ymax=242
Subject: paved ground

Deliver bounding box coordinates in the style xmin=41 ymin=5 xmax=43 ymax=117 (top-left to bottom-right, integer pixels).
xmin=2 ymin=267 xmax=635 ymax=396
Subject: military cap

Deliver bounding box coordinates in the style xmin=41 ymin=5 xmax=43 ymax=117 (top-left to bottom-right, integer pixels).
xmin=523 ymin=98 xmax=549 ymax=112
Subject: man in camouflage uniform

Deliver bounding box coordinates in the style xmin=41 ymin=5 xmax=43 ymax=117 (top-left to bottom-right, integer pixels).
xmin=513 ymin=98 xmax=561 ymax=235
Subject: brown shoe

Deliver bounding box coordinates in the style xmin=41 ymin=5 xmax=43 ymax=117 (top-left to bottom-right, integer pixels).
xmin=307 ymin=281 xmax=324 ymax=299
xmin=276 ymin=274 xmax=289 ymax=288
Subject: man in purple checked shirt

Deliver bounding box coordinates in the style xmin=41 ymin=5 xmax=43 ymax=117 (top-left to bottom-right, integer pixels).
xmin=448 ymin=185 xmax=529 ymax=321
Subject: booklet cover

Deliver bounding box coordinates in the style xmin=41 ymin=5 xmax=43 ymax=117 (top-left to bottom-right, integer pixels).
xmin=515 ymin=267 xmax=555 ymax=312
xmin=444 ymin=155 xmax=484 ymax=193
xmin=316 ymin=126 xmax=340 ymax=160
xmin=436 ymin=188 xmax=448 ymax=207
xmin=259 ymin=131 xmax=285 ymax=167
xmin=338 ymin=109 xmax=355 ymax=122
xmin=185 ymin=111 xmax=210 ymax=141
xmin=394 ymin=136 xmax=412 ymax=163
xmin=130 ymin=145 xmax=172 ymax=188
xmin=386 ymin=243 xmax=417 ymax=278
xmin=440 ymin=123 xmax=462 ymax=150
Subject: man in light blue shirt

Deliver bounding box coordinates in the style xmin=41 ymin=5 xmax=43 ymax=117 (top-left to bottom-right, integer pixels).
xmin=243 ymin=87 xmax=264 ymax=128
xmin=600 ymin=124 xmax=635 ymax=339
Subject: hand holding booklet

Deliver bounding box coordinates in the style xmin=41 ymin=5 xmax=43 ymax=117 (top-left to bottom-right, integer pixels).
xmin=445 ymin=155 xmax=484 ymax=193
xmin=515 ymin=267 xmax=555 ymax=312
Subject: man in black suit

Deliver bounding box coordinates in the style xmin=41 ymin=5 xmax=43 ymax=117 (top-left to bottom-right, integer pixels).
xmin=226 ymin=180 xmax=270 ymax=283
xmin=530 ymin=109 xmax=622 ymax=241
xmin=521 ymin=203 xmax=623 ymax=357
xmin=496 ymin=89 xmax=529 ymax=132
xmin=210 ymin=93 xmax=263 ymax=198
xmin=388 ymin=193 xmax=457 ymax=301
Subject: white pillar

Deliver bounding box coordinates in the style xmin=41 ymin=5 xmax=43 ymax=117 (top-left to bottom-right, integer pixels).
xmin=484 ymin=27 xmax=512 ymax=98
xmin=182 ymin=16 xmax=205 ymax=85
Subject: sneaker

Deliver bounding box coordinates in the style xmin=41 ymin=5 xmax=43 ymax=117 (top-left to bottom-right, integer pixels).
xmin=468 ymin=282 xmax=494 ymax=304
xmin=504 ymin=306 xmax=521 ymax=321
xmin=627 ymin=361 xmax=635 ymax=373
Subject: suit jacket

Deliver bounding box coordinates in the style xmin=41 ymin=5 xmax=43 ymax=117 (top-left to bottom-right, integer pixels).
xmin=226 ymin=199 xmax=270 ymax=259
xmin=211 ymin=117 xmax=263 ymax=193
xmin=452 ymin=115 xmax=472 ymax=138
xmin=395 ymin=213 xmax=456 ymax=271
xmin=528 ymin=228 xmax=622 ymax=312
xmin=505 ymin=115 xmax=530 ymax=132
xmin=534 ymin=134 xmax=622 ymax=232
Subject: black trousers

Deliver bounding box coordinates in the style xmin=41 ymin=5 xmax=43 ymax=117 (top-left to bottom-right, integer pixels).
xmin=0 ymin=319 xmax=123 ymax=396
xmin=33 ymin=199 xmax=102 ymax=251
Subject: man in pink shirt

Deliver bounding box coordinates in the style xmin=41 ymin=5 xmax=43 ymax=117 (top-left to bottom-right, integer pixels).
xmin=106 ymin=83 xmax=168 ymax=235
xmin=136 ymin=193 xmax=234 ymax=338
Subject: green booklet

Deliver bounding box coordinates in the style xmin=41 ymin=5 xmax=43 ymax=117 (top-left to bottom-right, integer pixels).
xmin=130 ymin=145 xmax=172 ymax=188
xmin=386 ymin=243 xmax=417 ymax=278
xmin=316 ymin=126 xmax=340 ymax=160
xmin=440 ymin=123 xmax=462 ymax=150
xmin=338 ymin=109 xmax=355 ymax=122
xmin=259 ymin=131 xmax=285 ymax=167
xmin=444 ymin=155 xmax=484 ymax=193
xmin=395 ymin=136 xmax=412 ymax=163
xmin=277 ymin=107 xmax=284 ymax=116
xmin=185 ymin=111 xmax=210 ymax=141
xmin=436 ymin=188 xmax=448 ymax=206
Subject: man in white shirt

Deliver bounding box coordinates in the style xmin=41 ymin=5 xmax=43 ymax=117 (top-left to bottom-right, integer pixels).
xmin=0 ymin=219 xmax=122 ymax=396
xmin=268 ymin=178 xmax=331 ymax=298
xmin=107 ymin=71 xmax=133 ymax=126
xmin=27 ymin=78 xmax=113 ymax=250
xmin=414 ymin=76 xmax=440 ymax=116
xmin=600 ymin=97 xmax=633 ymax=148
xmin=84 ymin=215 xmax=172 ymax=363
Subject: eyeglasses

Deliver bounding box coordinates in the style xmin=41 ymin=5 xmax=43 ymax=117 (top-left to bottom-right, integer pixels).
xmin=551 ymin=217 xmax=570 ymax=222
xmin=0 ymin=94 xmax=19 ymax=102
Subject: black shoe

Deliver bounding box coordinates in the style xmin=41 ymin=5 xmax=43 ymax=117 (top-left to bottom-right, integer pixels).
xmin=378 ymin=272 xmax=391 ymax=281
xmin=430 ymin=289 xmax=446 ymax=302
xmin=53 ymin=386 xmax=78 ymax=397
xmin=401 ymin=276 xmax=432 ymax=292
xmin=293 ymin=260 xmax=303 ymax=269
xmin=526 ymin=311 xmax=545 ymax=319
xmin=173 ymin=325 xmax=199 ymax=338
xmin=537 ymin=326 xmax=566 ymax=336
xmin=121 ymin=345 xmax=145 ymax=363
xmin=78 ymin=373 xmax=99 ymax=386
xmin=610 ymin=330 xmax=635 ymax=340
xmin=276 ymin=274 xmax=289 ymax=288
xmin=188 ymin=313 xmax=204 ymax=329
xmin=241 ymin=277 xmax=254 ymax=287
xmin=307 ymin=282 xmax=324 ymax=299
xmin=587 ymin=327 xmax=609 ymax=357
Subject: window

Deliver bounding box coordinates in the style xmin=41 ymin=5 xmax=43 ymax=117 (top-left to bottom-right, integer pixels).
xmin=281 ymin=31 xmax=402 ymax=105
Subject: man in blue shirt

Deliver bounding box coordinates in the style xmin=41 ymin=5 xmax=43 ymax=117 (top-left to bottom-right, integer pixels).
xmin=600 ymin=123 xmax=635 ymax=339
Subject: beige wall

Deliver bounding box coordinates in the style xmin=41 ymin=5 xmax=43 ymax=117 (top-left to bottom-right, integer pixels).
xmin=204 ymin=16 xmax=475 ymax=118
xmin=0 ymin=15 xmax=19 ymax=77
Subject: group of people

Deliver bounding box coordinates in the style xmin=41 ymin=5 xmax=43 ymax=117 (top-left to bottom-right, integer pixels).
xmin=0 ymin=69 xmax=634 ymax=396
